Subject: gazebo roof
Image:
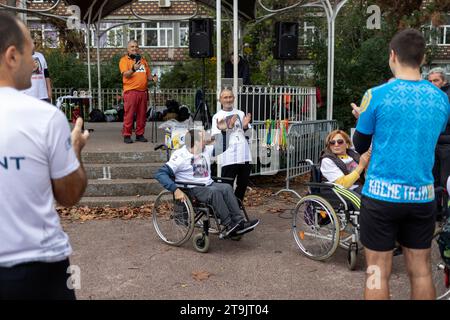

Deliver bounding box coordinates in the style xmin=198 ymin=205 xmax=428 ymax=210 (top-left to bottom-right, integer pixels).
xmin=63 ymin=0 xmax=257 ymax=22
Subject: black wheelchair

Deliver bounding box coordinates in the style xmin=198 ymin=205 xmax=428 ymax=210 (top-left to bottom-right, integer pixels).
xmin=292 ymin=159 xmax=363 ymax=270
xmin=152 ymin=177 xmax=250 ymax=253
xmin=432 ymin=185 xmax=450 ymax=299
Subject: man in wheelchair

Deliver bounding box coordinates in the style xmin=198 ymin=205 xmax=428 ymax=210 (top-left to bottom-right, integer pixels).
xmin=155 ymin=128 xmax=259 ymax=238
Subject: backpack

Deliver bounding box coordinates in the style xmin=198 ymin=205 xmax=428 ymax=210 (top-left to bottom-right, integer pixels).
xmin=89 ymin=109 xmax=106 ymax=122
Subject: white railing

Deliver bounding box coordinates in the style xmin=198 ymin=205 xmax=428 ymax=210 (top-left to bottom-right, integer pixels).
xmin=52 ymin=85 xmax=317 ymax=123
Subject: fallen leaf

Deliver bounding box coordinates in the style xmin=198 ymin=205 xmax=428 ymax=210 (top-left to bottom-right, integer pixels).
xmin=192 ymin=270 xmax=212 ymax=281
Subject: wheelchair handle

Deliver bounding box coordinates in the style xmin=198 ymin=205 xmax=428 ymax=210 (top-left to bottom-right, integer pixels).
xmin=435 ymin=186 xmax=445 ymax=194
xmin=154 ymin=144 xmax=167 ymax=151
xmin=212 ymin=176 xmax=234 ymax=183
xmin=298 ymin=159 xmax=314 ymax=166
xmin=175 ymin=181 xmax=207 ymax=187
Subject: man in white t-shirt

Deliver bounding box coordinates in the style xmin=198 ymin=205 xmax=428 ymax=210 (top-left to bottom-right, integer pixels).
xmin=211 ymin=89 xmax=252 ymax=202
xmin=155 ymin=129 xmax=259 ymax=237
xmin=0 ymin=13 xmax=89 ymax=300
xmin=22 ymin=47 xmax=52 ymax=102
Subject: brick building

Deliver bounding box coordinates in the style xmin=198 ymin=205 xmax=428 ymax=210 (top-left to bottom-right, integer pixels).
xmin=9 ymin=0 xmax=213 ymax=77
xmin=0 ymin=0 xmax=449 ymax=80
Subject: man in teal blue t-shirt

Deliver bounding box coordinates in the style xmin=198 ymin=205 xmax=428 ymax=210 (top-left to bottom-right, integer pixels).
xmin=352 ymin=29 xmax=450 ymax=300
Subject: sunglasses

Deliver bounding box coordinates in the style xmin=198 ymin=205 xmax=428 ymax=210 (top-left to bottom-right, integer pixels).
xmin=329 ymin=139 xmax=345 ymax=146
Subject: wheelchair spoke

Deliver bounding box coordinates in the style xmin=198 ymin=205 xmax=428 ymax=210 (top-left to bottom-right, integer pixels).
xmin=153 ymin=190 xmax=194 ymax=246
xmin=292 ymin=195 xmax=340 ymax=261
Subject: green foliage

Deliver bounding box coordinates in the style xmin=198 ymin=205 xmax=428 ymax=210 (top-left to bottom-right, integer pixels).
xmin=310 ymin=1 xmax=395 ymax=130
xmin=44 ymin=49 xmax=123 ymax=89
xmin=99 ymin=54 xmax=123 ymax=89
xmin=44 ymin=49 xmax=88 ymax=89
xmin=159 ymin=58 xmax=217 ymax=89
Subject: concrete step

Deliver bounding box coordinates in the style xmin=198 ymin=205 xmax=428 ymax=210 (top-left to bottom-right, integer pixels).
xmin=78 ymin=195 xmax=159 ymax=208
xmin=85 ymin=163 xmax=160 ymax=180
xmin=82 ymin=150 xmax=168 ymax=164
xmin=85 ymin=178 xmax=164 ymax=197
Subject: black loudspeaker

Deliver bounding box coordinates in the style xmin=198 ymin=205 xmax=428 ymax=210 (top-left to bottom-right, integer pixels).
xmin=274 ymin=22 xmax=299 ymax=59
xmin=189 ymin=18 xmax=213 ymax=58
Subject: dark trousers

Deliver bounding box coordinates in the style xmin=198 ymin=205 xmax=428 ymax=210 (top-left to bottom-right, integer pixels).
xmin=0 ymin=259 xmax=76 ymax=300
xmin=221 ymin=162 xmax=252 ymax=202
xmin=187 ymin=182 xmax=244 ymax=226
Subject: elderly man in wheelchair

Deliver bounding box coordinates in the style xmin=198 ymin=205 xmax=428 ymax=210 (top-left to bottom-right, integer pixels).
xmin=292 ymin=130 xmax=371 ymax=270
xmin=154 ymin=128 xmax=259 ymax=252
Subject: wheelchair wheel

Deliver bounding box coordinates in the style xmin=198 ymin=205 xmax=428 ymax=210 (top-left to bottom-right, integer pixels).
xmin=292 ymin=195 xmax=340 ymax=261
xmin=431 ymin=230 xmax=450 ymax=300
xmin=152 ymin=190 xmax=195 ymax=246
xmin=193 ymin=233 xmax=210 ymax=253
xmin=347 ymin=244 xmax=358 ymax=271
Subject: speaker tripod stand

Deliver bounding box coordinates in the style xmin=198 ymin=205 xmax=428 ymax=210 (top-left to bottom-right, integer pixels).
xmin=192 ymin=57 xmax=212 ymax=131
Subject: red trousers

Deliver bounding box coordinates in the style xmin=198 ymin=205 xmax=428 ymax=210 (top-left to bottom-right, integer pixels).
xmin=122 ymin=90 xmax=148 ymax=137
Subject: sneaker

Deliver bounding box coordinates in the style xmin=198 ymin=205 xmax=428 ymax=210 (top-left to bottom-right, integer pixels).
xmin=223 ymin=222 xmax=240 ymax=237
xmin=124 ymin=136 xmax=133 ymax=144
xmin=235 ymin=219 xmax=260 ymax=235
xmin=135 ymin=135 xmax=148 ymax=142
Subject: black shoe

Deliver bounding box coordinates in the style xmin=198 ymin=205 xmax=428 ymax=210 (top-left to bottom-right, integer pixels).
xmin=235 ymin=219 xmax=260 ymax=235
xmin=124 ymin=136 xmax=133 ymax=144
xmin=135 ymin=135 xmax=148 ymax=142
xmin=223 ymin=222 xmax=240 ymax=237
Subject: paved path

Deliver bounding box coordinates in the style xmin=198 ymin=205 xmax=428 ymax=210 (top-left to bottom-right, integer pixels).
xmin=63 ymin=200 xmax=428 ymax=300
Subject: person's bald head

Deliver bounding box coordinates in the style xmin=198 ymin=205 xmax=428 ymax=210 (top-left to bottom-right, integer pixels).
xmin=0 ymin=12 xmax=34 ymax=90
xmin=127 ymin=40 xmax=139 ymax=55
xmin=219 ymin=88 xmax=235 ymax=111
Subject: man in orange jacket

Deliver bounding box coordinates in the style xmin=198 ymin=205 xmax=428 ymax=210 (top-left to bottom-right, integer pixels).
xmin=119 ymin=40 xmax=157 ymax=144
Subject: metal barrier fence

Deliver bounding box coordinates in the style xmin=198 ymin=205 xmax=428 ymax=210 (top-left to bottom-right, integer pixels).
xmin=275 ymin=120 xmax=338 ymax=198
xmin=238 ymin=86 xmax=316 ymax=122
xmin=52 ymin=86 xmax=316 ymax=123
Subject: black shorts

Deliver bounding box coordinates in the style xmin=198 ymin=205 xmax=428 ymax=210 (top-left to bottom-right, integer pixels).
xmin=0 ymin=259 xmax=76 ymax=300
xmin=360 ymin=195 xmax=436 ymax=251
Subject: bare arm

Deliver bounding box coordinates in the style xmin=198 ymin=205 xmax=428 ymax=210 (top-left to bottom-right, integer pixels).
xmin=51 ymin=118 xmax=89 ymax=207
xmin=45 ymin=77 xmax=52 ymax=102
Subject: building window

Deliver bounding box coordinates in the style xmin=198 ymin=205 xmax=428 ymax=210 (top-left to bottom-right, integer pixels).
xmin=103 ymin=23 xmax=124 ymax=48
xmin=423 ymin=17 xmax=450 ymax=46
xmin=128 ymin=22 xmax=175 ymax=47
xmin=143 ymin=22 xmax=158 ymax=47
xmin=436 ymin=25 xmax=450 ymax=45
xmin=179 ymin=21 xmax=189 ymax=47
xmin=29 ymin=22 xmax=59 ymax=48
xmin=300 ymin=21 xmax=316 ymax=47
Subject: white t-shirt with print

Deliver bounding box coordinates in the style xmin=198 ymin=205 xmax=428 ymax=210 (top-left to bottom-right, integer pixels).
xmin=167 ymin=145 xmax=214 ymax=187
xmin=211 ymin=108 xmax=252 ymax=167
xmin=320 ymin=155 xmax=359 ymax=190
xmin=22 ymin=52 xmax=49 ymax=100
xmin=0 ymin=87 xmax=80 ymax=267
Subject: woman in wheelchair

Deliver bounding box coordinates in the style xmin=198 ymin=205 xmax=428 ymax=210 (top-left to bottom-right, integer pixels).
xmin=155 ymin=129 xmax=259 ymax=238
xmin=320 ymin=130 xmax=371 ymax=193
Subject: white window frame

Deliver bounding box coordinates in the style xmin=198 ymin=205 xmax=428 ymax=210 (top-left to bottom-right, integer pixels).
xmin=179 ymin=21 xmax=189 ymax=47
xmin=300 ymin=21 xmax=316 ymax=47
xmin=436 ymin=25 xmax=450 ymax=46
xmin=29 ymin=22 xmax=59 ymax=48
xmin=128 ymin=22 xmax=175 ymax=48
xmin=423 ymin=24 xmax=450 ymax=46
